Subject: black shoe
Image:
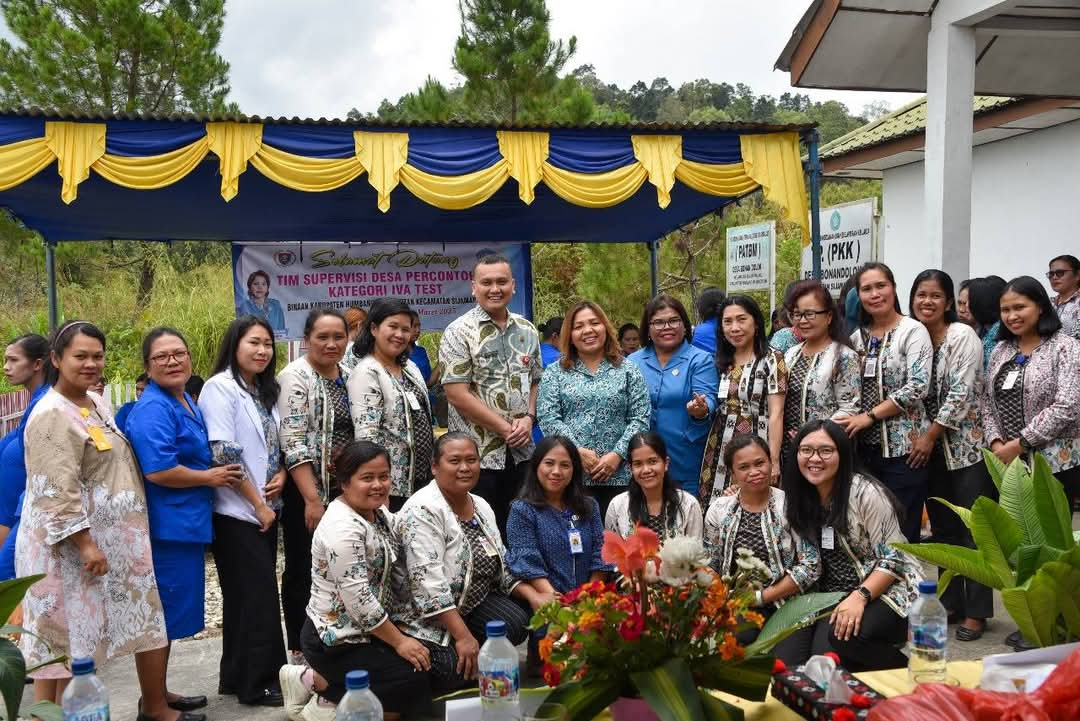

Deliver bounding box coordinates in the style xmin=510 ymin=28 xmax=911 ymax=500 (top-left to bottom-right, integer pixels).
xmin=241 ymin=687 xmax=284 ymax=707
xmin=137 ymin=713 xmax=207 ymax=721
xmin=168 ymin=695 xmax=209 ymax=711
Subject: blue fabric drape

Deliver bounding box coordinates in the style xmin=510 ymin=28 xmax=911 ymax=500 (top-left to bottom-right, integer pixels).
xmin=103 ymin=121 xmax=208 ymax=157
xmin=0 ymin=117 xmax=45 ymax=146
xmin=547 ymin=131 xmax=635 ymax=173
xmin=406 ymin=128 xmax=503 ymax=175
xmin=260 ymin=126 xmax=355 ymax=158
xmin=680 ymin=132 xmax=743 ymax=165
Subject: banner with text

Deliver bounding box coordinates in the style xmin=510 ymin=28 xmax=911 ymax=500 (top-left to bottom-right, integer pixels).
xmin=801 ymin=198 xmax=877 ymax=297
xmin=231 ymin=242 xmax=531 ymax=340
xmin=726 ymin=221 xmax=775 ymax=293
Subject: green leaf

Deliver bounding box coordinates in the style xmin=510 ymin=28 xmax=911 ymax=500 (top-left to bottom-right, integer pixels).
xmin=981 ymin=448 xmax=1006 ymax=493
xmin=892 ymin=542 xmax=1004 ymax=589
xmin=744 ymin=592 xmax=845 ymax=657
xmin=1014 ymin=545 xmax=1064 ymax=586
xmin=928 ymin=497 xmax=972 ymax=531
xmin=0 ymin=575 xmax=43 ymax=626
xmin=0 ymin=639 xmax=26 ymax=721
xmin=1001 ymin=575 xmax=1058 ymax=647
xmin=21 ymin=701 xmax=63 ymax=721
xmin=1031 ymin=454 xmax=1075 ymax=551
xmin=937 ymin=570 xmax=956 ymax=597
xmin=1039 ymin=562 xmax=1080 ymax=638
xmin=631 ymin=658 xmax=706 ymax=721
xmin=969 ymin=497 xmax=1022 ymax=586
xmin=697 ymin=689 xmax=746 ymax=721
xmin=999 ymin=460 xmax=1044 ymax=546
xmin=694 ymin=655 xmax=773 ymax=702
xmin=542 ymin=679 xmax=621 ymax=721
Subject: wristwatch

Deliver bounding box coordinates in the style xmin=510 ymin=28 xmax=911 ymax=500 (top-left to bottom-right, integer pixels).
xmin=866 ymin=410 xmax=879 ymax=422
xmin=856 ymin=586 xmax=872 ymax=604
xmin=527 ymin=412 xmax=538 ymax=425
xmin=1018 ymin=434 xmax=1033 ymax=451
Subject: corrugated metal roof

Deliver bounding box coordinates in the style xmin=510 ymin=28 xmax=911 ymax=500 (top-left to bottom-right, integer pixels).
xmin=0 ymin=106 xmax=816 ymax=134
xmin=819 ymin=96 xmax=1019 ymax=159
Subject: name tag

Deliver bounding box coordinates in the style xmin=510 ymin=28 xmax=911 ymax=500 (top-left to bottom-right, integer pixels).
xmin=478 ymin=536 xmax=500 ymax=558
xmin=87 ymin=425 xmax=112 ymax=452
xmin=717 ymin=377 xmax=731 ymax=399
xmin=405 ymin=391 xmax=421 ymax=411
xmin=520 ymin=371 xmax=532 ymax=393
xmin=568 ymin=529 xmax=584 ymax=555
xmin=822 ymin=526 xmax=835 ymax=550
xmin=863 ymin=357 xmax=878 ymax=378
xmin=1002 ymin=370 xmax=1021 ymax=390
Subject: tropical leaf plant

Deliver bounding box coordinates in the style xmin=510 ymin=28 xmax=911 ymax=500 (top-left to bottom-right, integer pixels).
xmin=895 ymin=451 xmax=1078 ymax=647
xmin=0 ymin=575 xmax=66 ymax=721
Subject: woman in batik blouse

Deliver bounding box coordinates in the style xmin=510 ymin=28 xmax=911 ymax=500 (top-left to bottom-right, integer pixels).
xmin=1048 ymin=254 xmax=1080 ymax=340
xmin=537 ymin=300 xmax=650 ymax=518
xmin=606 ymin=432 xmax=703 ymax=541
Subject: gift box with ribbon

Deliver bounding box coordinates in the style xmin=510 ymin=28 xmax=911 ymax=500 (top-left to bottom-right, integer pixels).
xmin=770 ymin=654 xmax=885 ymax=720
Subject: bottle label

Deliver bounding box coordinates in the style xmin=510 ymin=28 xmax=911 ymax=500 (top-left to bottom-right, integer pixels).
xmin=912 ymin=625 xmax=947 ymax=650
xmin=479 ymin=667 xmax=520 ymax=701
xmin=65 ymin=705 xmax=109 ymax=721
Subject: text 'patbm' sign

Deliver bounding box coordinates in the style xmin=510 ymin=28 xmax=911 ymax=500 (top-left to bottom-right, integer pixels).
xmin=726 ymin=221 xmax=775 ymax=293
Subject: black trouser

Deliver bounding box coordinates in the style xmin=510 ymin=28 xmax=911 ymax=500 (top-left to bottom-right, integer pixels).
xmin=860 ymin=447 xmax=929 ymax=543
xmin=425 ymin=593 xmax=531 ymax=693
xmin=212 ymin=513 xmax=287 ymax=703
xmin=1056 ymin=464 xmax=1080 ymax=511
xmin=586 ymin=485 xmax=624 ymax=524
xmin=475 ymin=452 xmax=526 ymax=539
xmin=926 ymin=455 xmax=996 ymax=620
xmin=281 ymin=478 xmax=316 ymax=652
xmin=772 ymin=598 xmax=908 ymax=672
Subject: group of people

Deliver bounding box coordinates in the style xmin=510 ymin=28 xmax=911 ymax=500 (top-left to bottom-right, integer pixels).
xmin=1 ymin=251 xmax=1078 ymax=720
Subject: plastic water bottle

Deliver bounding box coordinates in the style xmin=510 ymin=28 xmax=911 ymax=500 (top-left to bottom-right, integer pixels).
xmin=336 ymin=670 xmax=383 ymax=721
xmin=479 ymin=620 xmax=521 ymax=721
xmin=908 ymin=580 xmax=948 ymax=684
xmin=61 ymin=657 xmax=109 ymax=721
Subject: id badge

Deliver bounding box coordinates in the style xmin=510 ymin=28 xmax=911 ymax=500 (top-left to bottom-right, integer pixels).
xmin=479 ymin=536 xmax=499 ymax=558
xmin=717 ymin=377 xmax=731 ymax=399
xmin=87 ymin=425 xmax=112 ymax=452
xmin=1002 ymin=370 xmax=1020 ymax=390
xmin=520 ymin=371 xmax=533 ymax=393
xmin=405 ymin=391 xmax=421 ymax=411
xmin=568 ymin=529 xmax=584 ymax=555
xmin=821 ymin=526 xmax=835 ymax=550
xmin=863 ymin=357 xmax=878 ymax=378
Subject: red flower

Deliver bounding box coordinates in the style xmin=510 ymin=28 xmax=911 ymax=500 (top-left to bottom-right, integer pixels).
xmin=849 ymin=694 xmax=872 ymax=709
xmin=601 ymin=526 xmax=660 ymax=577
xmin=772 ymin=659 xmax=787 ymax=674
xmin=832 ymin=708 xmax=856 ymax=721
xmin=618 ymin=611 xmax=644 ymax=641
xmin=542 ymin=663 xmax=561 ymax=687
xmin=823 ymin=651 xmax=841 ymax=665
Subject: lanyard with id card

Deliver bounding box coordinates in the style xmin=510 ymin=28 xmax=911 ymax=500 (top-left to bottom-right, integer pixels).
xmin=477 ymin=533 xmax=500 ymax=558
xmin=81 ymin=407 xmax=112 ymax=452
xmin=821 ymin=525 xmax=835 ymax=550
xmin=863 ymin=336 xmax=882 ymax=378
xmin=717 ymin=374 xmax=731 ymax=399
xmin=405 ymin=390 xmax=422 ymax=411
xmin=567 ymin=515 xmax=583 ymax=555
xmin=1002 ymin=354 xmax=1027 ymax=390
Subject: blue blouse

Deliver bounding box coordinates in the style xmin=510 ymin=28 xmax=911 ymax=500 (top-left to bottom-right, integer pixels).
xmin=691 ymin=318 xmax=718 ymax=356
xmin=237 ymin=295 xmax=286 ymax=334
xmin=127 ymin=381 xmax=214 ymax=544
xmin=114 ymin=400 xmax=136 ymax=435
xmin=0 ymin=384 xmax=48 ymax=527
xmin=505 ymin=498 xmax=606 ymax=594
xmin=627 ymin=342 xmax=719 ymax=492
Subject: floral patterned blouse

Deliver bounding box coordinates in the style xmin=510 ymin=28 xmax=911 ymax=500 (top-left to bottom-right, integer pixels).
xmin=924 ymin=323 xmax=987 ymax=470
xmin=850 ymin=316 xmax=933 ymax=458
xmin=1054 ymin=290 xmax=1080 ymax=341
xmin=536 ymin=358 xmax=651 ymax=486
xmin=782 ymin=340 xmax=862 ymax=455
xmin=307 ymin=501 xmax=406 ymax=646
xmin=980 ymin=332 xmax=1080 ymax=473
xmin=604 ymin=489 xmax=703 ymax=541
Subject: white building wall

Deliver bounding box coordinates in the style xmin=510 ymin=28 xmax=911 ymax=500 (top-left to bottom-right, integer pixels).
xmin=879 ymin=118 xmax=1080 ymax=298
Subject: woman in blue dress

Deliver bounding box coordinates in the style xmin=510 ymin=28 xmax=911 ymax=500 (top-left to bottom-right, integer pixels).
xmin=237 ymin=270 xmax=286 ymax=335
xmin=128 ymin=327 xmax=247 ymax=717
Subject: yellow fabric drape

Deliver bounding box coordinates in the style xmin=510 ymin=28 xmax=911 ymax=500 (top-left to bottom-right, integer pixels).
xmin=631 ymin=135 xmax=682 ymax=209
xmin=674 ymin=160 xmax=760 ymax=198
xmin=542 ymin=162 xmax=649 ymax=208
xmin=496 ymin=131 xmax=549 ymax=205
xmin=0 ymin=137 xmax=56 ymax=192
xmin=250 ymin=143 xmax=366 ymax=193
xmin=94 ymin=137 xmax=211 ymax=190
xmin=740 ymin=132 xmax=810 ymax=246
xmin=400 ymin=161 xmax=510 ymax=210
xmin=45 ymin=121 xmax=106 ymax=204
xmin=206 ymin=122 xmax=264 ymax=201
xmin=355 ymin=131 xmax=408 ymax=212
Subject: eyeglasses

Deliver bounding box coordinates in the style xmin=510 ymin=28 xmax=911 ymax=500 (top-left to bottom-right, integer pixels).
xmin=649 ymin=318 xmax=683 ymax=330
xmin=1047 ymin=269 xmax=1072 ymax=279
xmin=797 ymin=445 xmax=837 ymax=460
xmin=149 ymin=350 xmax=190 ymax=366
xmin=790 ymin=309 xmax=829 ymax=321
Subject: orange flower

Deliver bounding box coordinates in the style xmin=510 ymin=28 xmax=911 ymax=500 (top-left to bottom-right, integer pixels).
xmin=538 ymin=636 xmax=554 ymax=662
xmin=578 ymin=611 xmax=603 ymax=630
xmin=718 ymin=633 xmax=744 ymax=661
xmin=601 ymin=525 xmax=660 ymax=576
xmin=743 ymin=610 xmax=765 ymax=628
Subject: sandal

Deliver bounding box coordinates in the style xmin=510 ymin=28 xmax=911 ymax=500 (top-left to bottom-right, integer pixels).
xmin=955 ymin=619 xmax=986 ymax=642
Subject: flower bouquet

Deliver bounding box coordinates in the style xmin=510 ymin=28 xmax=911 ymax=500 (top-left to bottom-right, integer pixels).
xmin=530 ymin=526 xmax=844 ymax=721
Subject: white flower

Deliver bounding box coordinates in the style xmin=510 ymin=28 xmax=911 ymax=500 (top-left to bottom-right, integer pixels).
xmin=643 ymin=558 xmax=661 ymax=584
xmin=658 ymin=536 xmax=710 ymax=587
xmin=695 ymin=569 xmax=714 ymax=587
xmin=733 ymin=547 xmax=771 ymax=585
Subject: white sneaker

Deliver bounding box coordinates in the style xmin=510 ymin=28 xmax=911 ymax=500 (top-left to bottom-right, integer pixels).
xmin=300 ymin=695 xmax=338 ymax=721
xmin=279 ymin=664 xmax=313 ymax=721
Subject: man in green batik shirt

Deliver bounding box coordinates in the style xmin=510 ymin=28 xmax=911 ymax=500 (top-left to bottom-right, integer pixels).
xmin=440 ymin=253 xmax=542 ymax=535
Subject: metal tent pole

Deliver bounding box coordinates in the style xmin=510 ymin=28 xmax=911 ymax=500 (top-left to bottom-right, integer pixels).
xmin=649 ymin=239 xmax=659 ymax=297
xmin=45 ymin=238 xmax=59 ymax=331
xmin=807 ymin=129 xmax=823 ymax=280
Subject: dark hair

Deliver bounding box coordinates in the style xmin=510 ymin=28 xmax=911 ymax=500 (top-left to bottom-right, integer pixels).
xmin=696 ymin=287 xmax=726 ymax=323
xmin=782 ymin=419 xmax=858 ymax=542
xmin=49 ymin=322 xmax=107 ymax=386
xmin=246 ymin=270 xmax=271 ymax=292
xmin=967 ymin=276 xmax=1007 ymax=335
xmin=626 ymin=432 xmax=681 ymax=529
xmin=721 ymin=433 xmax=771 ymax=475
xmin=854 ymin=262 xmax=902 ymax=326
xmin=908 ymin=269 xmax=959 ymax=324
xmin=958 ymin=279 xmax=972 ymax=294
xmin=433 ymin=431 xmax=479 ymax=463
xmin=786 ymin=280 xmax=852 ymax=352
xmin=10 ymin=333 xmax=53 ymax=387
xmin=996 ymin=275 xmax=1062 ymax=341
xmin=618 ymin=323 xmax=639 ymax=341
xmin=352 ymin=298 xmax=413 ymax=366
xmin=185 ymin=374 xmax=205 ymax=399
xmin=334 ymin=440 xmax=391 ymax=488
xmin=541 ymin=317 xmax=563 ymax=341
xmin=473 ymin=253 xmax=512 ymax=275
xmin=407 ymin=309 xmax=421 ymax=324
xmin=518 ymin=436 xmax=592 ymax=518
xmin=715 ymin=295 xmax=769 ymax=372
xmin=136 ymin=372 xmax=149 ymax=383
xmin=1049 ymin=254 xmax=1080 ymax=272
xmin=210 ymin=316 xmax=280 ymax=410
xmin=303 ymin=308 xmax=348 ymax=338
xmin=640 ymin=294 xmax=693 ymax=348
xmin=141 ymin=327 xmax=188 ymax=367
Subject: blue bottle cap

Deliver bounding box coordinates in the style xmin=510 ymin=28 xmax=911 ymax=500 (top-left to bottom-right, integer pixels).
xmin=918 ymin=580 xmax=938 ymax=594
xmin=345 ymin=670 xmax=370 ymax=690
xmin=71 ymin=657 xmax=96 ymax=676
xmin=486 ymin=620 xmax=507 ymax=637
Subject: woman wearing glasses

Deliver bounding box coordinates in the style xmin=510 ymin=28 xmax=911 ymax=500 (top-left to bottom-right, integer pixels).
xmin=780 ymin=281 xmax=862 ymax=466
xmin=774 ymin=420 xmax=923 ymax=670
xmin=1048 ymin=255 xmax=1080 ymax=341
xmin=627 ymin=294 xmax=718 ymax=499
xmin=129 ymin=327 xmax=246 ymax=718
